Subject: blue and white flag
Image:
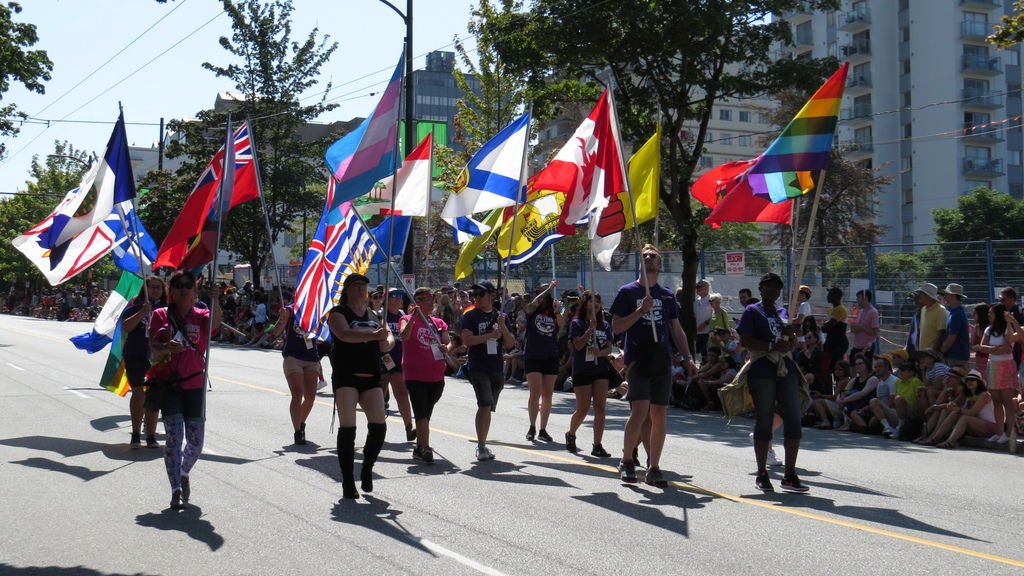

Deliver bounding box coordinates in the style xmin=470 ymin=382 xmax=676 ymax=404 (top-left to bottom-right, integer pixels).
xmin=11 ymin=112 xmax=138 ymax=285
xmin=443 ymin=214 xmax=492 ymax=245
xmin=440 ymin=112 xmax=530 ymax=218
xmin=70 ymin=270 xmax=144 ymax=353
xmin=369 ymin=216 xmax=411 ymax=264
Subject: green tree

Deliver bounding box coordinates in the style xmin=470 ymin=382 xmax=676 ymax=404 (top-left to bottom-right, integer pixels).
xmin=453 ymin=0 xmax=529 ymax=147
xmin=163 ymin=0 xmax=337 ymax=286
xmin=0 ymin=142 xmax=89 ymax=283
xmin=480 ymin=0 xmax=838 ymax=335
xmin=0 ymin=1 xmax=54 ymax=159
xmin=136 ymin=168 xmax=187 ymax=248
xmin=989 ymin=0 xmax=1024 ymax=47
xmin=933 ymin=186 xmax=1024 ymax=241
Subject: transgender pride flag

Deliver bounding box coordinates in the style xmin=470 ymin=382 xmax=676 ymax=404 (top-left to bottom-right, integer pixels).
xmin=325 ymin=52 xmax=404 ymax=208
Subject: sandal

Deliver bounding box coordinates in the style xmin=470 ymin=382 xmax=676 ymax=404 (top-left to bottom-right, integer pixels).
xmin=936 ymin=441 xmax=957 ymax=449
xmin=814 ymin=422 xmax=833 ymax=430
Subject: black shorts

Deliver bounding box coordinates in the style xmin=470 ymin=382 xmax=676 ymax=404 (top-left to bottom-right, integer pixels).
xmin=572 ymin=371 xmax=609 ymax=388
xmin=524 ymin=356 xmax=559 ymax=376
xmin=407 ymin=379 xmax=445 ymax=421
xmin=625 ymin=361 xmax=672 ymax=406
xmin=162 ymin=386 xmax=205 ymax=420
xmin=333 ymin=374 xmax=382 ymax=393
xmin=124 ymin=358 xmax=148 ymax=392
xmin=468 ymin=370 xmax=504 ymax=409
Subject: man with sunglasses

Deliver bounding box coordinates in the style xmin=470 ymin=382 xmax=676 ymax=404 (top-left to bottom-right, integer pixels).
xmin=610 ymin=244 xmax=694 ymax=487
xmin=460 ymin=280 xmax=515 ymax=461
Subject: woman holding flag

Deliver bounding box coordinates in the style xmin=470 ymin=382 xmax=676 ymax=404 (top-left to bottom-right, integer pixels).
xmin=522 ymin=280 xmax=564 ymax=442
xmin=400 ymin=287 xmax=452 ymax=464
xmin=121 ymin=276 xmax=166 ymax=449
xmin=149 ymin=270 xmax=221 ymax=510
xmin=328 ymin=273 xmax=394 ymax=500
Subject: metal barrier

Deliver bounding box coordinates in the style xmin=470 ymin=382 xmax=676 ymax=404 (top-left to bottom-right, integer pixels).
xmin=270 ymin=239 xmax=1024 ymax=350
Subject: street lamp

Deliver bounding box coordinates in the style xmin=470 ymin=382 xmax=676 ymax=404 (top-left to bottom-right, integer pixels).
xmin=376 ymin=0 xmax=416 ymax=275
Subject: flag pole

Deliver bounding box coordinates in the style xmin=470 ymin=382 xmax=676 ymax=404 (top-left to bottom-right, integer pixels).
xmin=382 ymin=45 xmax=410 ymax=310
xmin=605 ymin=81 xmax=657 ymax=342
xmin=247 ymin=117 xmax=285 ymax=310
xmin=204 ymin=113 xmax=234 ymax=393
xmin=789 ymin=171 xmax=827 ymax=318
xmin=550 ymin=243 xmax=556 ymax=281
xmin=116 ymin=102 xmax=148 ymax=297
xmin=787 ymin=195 xmax=799 ymax=318
xmin=501 ymin=103 xmax=533 ymax=297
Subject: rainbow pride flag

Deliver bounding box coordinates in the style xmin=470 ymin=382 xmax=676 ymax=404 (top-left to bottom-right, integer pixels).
xmin=748 ymin=62 xmax=848 ymax=203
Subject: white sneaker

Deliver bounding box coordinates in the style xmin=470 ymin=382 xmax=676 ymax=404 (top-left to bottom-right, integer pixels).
xmin=997 ymin=434 xmax=1010 ymax=444
xmin=987 ymin=434 xmax=1002 ymax=443
xmin=881 ymin=423 xmax=894 ymax=439
xmin=316 ymin=378 xmax=327 ymax=391
xmin=767 ymin=448 xmax=782 ymax=467
xmin=475 ymin=446 xmax=495 ymax=461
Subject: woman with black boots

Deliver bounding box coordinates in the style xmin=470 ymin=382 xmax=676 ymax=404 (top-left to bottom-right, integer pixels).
xmin=327 ymin=273 xmax=395 ymax=499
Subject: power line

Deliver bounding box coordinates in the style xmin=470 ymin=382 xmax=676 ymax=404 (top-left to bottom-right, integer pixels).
xmin=0 ymin=9 xmax=226 ymax=170
xmin=28 ymin=0 xmax=191 ymax=120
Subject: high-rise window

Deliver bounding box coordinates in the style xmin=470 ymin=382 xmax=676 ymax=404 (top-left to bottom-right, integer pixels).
xmin=719 ymin=109 xmax=731 ymax=121
xmin=739 ymin=111 xmax=751 ymax=122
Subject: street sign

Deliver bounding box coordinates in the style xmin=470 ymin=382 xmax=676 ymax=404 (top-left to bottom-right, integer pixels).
xmin=725 ymin=252 xmax=745 ymax=276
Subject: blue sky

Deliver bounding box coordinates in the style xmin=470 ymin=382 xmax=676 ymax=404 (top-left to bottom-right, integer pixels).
xmin=0 ymin=0 xmax=476 ymax=192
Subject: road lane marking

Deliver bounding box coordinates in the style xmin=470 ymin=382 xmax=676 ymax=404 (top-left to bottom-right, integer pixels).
xmin=63 ymin=387 xmax=90 ymax=399
xmin=7 ymin=362 xmax=25 ymax=371
xmin=418 ymin=538 xmax=510 ymax=576
xmin=211 ymin=375 xmax=288 ymax=396
xmin=215 ymin=376 xmax=1024 ymax=570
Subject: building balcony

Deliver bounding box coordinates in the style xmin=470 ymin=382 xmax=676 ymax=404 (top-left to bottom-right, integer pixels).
xmin=841 ymin=140 xmax=874 ymax=157
xmin=962 ymin=121 xmax=1005 ymax=142
xmin=959 ymin=0 xmax=1001 ymax=10
xmin=962 ymin=88 xmax=1003 ymax=108
xmin=839 ymin=7 xmax=871 ymax=32
xmin=960 ymin=21 xmax=992 ymax=41
xmin=841 ymin=103 xmax=873 ymax=124
xmin=846 ymin=72 xmax=872 ymax=95
xmin=962 ymin=55 xmax=1002 ymax=76
xmin=962 ymin=157 xmax=1004 ymax=177
xmin=840 ymin=38 xmax=871 ymax=61
xmin=794 ymin=31 xmax=814 ymax=49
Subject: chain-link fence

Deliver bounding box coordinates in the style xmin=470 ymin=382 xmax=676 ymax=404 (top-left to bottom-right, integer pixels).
xmin=266 ymin=239 xmax=1023 ymax=350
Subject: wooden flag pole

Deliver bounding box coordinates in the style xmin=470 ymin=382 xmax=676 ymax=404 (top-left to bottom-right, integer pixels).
xmin=203 ymin=113 xmax=234 ymax=393
xmin=605 ymin=83 xmax=658 ymax=342
xmin=116 ymin=103 xmax=148 ymax=299
xmin=247 ymin=117 xmax=285 ymax=310
xmin=788 ymin=171 xmax=827 ymax=319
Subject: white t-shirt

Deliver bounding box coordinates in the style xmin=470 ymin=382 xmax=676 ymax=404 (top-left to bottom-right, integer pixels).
xmin=694 ymin=296 xmax=712 ymax=335
xmin=875 ymin=373 xmax=898 ymax=402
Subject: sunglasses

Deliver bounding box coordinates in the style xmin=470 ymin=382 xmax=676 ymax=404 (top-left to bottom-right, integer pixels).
xmin=388 ymin=292 xmax=405 ymax=298
xmin=642 ymin=253 xmax=660 ymax=259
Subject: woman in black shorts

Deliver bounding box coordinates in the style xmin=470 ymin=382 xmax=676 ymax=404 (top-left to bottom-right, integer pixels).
xmin=120 ymin=275 xmax=166 ymax=448
xmin=565 ymin=291 xmax=613 ymax=456
xmin=327 ymin=273 xmax=395 ymax=499
xmin=523 ymin=280 xmax=564 ymax=442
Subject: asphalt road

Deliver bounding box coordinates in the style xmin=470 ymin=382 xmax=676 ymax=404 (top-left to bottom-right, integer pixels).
xmin=1 ymin=315 xmax=1022 ymax=576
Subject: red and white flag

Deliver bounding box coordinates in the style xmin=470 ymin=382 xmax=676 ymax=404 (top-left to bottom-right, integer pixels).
xmin=359 ymin=133 xmax=432 ymax=217
xmin=532 ymin=90 xmax=627 ymax=235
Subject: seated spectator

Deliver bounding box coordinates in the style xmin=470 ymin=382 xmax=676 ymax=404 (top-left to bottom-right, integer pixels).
xmin=917 ymin=370 xmax=995 ymax=448
xmin=694 ymin=347 xmax=736 ymax=411
xmin=866 ymin=354 xmax=900 ymax=438
xmin=915 ymin=366 xmax=968 ymax=443
xmin=836 ymin=354 xmax=877 ymax=431
xmin=808 ymin=359 xmax=850 ymax=429
xmin=710 ymin=327 xmax=745 ymax=366
xmin=796 ymin=329 xmax=824 ymax=391
xmin=892 ymin=361 xmax=923 ymax=439
xmin=915 ymin=347 xmax=950 ymax=414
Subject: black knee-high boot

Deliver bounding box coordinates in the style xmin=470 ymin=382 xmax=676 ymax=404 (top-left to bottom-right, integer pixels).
xmin=361 ymin=422 xmax=387 ymax=493
xmin=338 ymin=427 xmax=358 ymax=499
